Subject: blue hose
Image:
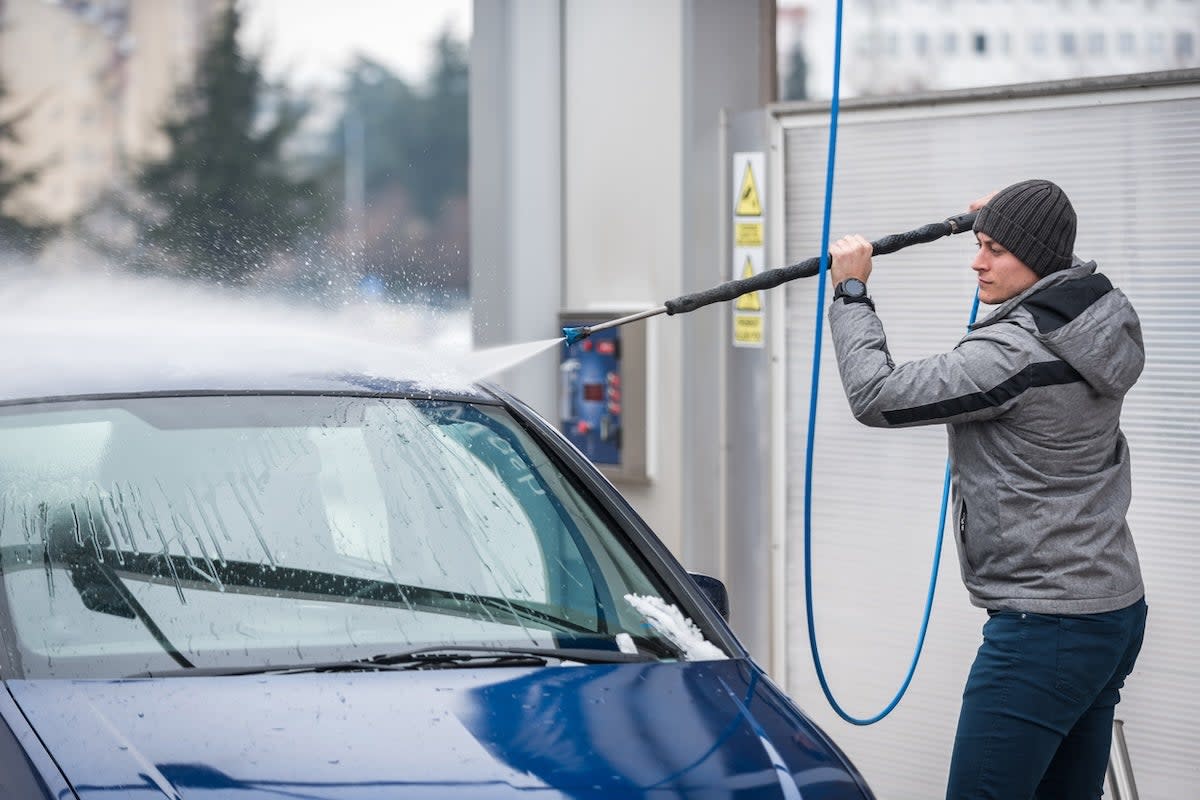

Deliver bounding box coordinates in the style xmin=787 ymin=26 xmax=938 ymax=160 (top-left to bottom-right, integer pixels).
xmin=802 ymin=0 xmax=981 ymax=725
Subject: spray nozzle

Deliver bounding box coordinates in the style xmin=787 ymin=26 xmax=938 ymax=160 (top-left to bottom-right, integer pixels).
xmin=562 ymin=325 xmax=592 ymax=345
xmin=561 ymin=308 xmax=666 ymax=346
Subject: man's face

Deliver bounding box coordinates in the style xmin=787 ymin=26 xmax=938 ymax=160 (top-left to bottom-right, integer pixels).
xmin=971 ymin=232 xmax=1040 ymax=305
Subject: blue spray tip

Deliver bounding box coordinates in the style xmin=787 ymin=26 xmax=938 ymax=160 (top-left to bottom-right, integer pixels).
xmin=562 ymin=325 xmax=591 ymax=345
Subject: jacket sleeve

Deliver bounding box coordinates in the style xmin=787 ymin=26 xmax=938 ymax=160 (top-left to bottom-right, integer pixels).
xmin=828 ymin=299 xmax=1032 ymax=428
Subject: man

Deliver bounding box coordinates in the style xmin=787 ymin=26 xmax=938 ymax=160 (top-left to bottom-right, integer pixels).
xmin=827 ymin=179 xmax=1147 ymax=800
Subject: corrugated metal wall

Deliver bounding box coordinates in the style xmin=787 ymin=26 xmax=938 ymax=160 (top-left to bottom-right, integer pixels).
xmin=774 ymin=75 xmax=1200 ymax=799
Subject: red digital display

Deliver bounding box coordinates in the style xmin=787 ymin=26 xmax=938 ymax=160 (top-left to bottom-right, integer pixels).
xmin=582 ymin=383 xmax=605 ymax=402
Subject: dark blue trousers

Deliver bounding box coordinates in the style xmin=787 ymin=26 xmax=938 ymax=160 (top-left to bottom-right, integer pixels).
xmin=945 ymin=599 xmax=1147 ymax=800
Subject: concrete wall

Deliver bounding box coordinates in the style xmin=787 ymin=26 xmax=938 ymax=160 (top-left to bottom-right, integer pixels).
xmin=561 ymin=0 xmax=686 ymax=553
xmin=469 ymin=0 xmax=563 ymax=423
xmin=470 ymin=0 xmax=775 ymax=654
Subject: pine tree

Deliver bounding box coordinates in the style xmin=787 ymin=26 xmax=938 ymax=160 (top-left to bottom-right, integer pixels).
xmin=330 ymin=32 xmax=467 ymax=225
xmin=0 ymin=76 xmax=56 ymax=257
xmin=323 ymin=32 xmax=469 ymax=303
xmin=410 ymin=31 xmax=468 ymax=222
xmin=783 ymin=43 xmax=809 ymax=102
xmin=136 ymin=3 xmax=326 ymax=284
xmin=335 ymin=56 xmax=421 ymax=200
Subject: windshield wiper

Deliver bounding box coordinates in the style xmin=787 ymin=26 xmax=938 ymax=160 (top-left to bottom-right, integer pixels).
xmin=74 ymin=560 xmax=196 ymax=671
xmin=359 ymin=644 xmax=660 ymax=669
xmin=125 ymin=644 xmax=660 ymax=678
xmin=57 ymin=550 xmax=600 ymax=636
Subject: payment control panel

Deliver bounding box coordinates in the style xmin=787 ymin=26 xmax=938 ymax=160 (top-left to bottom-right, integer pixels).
xmin=558 ymin=312 xmax=648 ymax=483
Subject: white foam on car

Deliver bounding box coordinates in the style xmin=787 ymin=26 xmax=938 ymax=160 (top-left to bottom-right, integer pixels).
xmin=614 ymin=632 xmax=638 ymax=655
xmin=623 ymin=594 xmax=728 ymax=661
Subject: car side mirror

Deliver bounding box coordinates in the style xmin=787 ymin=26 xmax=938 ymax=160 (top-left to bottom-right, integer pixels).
xmin=688 ymin=572 xmax=729 ymax=620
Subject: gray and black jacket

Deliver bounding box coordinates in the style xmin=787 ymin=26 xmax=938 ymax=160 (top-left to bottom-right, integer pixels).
xmin=829 ymin=261 xmax=1144 ymax=614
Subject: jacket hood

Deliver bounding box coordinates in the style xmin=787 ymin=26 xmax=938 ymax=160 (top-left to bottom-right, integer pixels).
xmin=971 ymin=261 xmax=1145 ymax=397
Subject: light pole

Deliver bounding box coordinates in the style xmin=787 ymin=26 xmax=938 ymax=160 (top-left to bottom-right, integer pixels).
xmin=342 ymin=106 xmax=366 ymax=276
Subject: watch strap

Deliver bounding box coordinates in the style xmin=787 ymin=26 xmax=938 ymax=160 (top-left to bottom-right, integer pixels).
xmin=834 ymin=280 xmax=875 ymax=311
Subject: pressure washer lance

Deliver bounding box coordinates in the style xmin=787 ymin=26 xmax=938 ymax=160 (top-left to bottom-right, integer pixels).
xmin=562 ymin=211 xmax=979 ymax=345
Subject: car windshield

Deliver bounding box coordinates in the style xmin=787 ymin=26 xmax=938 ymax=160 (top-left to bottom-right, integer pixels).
xmin=0 ymin=394 xmax=704 ymax=679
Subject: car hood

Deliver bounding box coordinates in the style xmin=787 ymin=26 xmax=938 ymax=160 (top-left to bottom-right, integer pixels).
xmin=7 ymin=660 xmax=867 ymax=799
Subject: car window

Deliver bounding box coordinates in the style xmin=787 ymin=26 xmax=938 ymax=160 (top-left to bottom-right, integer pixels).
xmin=0 ymin=395 xmax=710 ymax=678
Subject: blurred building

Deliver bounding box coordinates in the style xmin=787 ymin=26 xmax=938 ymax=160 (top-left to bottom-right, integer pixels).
xmin=0 ymin=0 xmax=225 ymax=224
xmin=779 ymin=0 xmax=1200 ymax=99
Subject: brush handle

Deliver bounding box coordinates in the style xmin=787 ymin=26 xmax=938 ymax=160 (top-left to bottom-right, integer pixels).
xmin=663 ymin=212 xmax=977 ymax=316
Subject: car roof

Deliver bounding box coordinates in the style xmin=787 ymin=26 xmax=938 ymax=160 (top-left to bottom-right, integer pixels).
xmin=0 ymin=274 xmax=497 ymax=406
xmin=0 ymin=326 xmax=498 ymax=405
xmin=0 ymin=372 xmax=497 ymax=407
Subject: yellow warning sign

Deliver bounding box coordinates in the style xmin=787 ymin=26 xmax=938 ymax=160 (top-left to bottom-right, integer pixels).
xmin=735 ymin=256 xmax=762 ymax=312
xmin=735 ymin=221 xmax=763 ymax=247
xmin=731 ymin=153 xmax=765 ymax=349
xmin=735 ymin=162 xmax=762 ymax=217
xmin=734 ymin=314 xmax=764 ymax=346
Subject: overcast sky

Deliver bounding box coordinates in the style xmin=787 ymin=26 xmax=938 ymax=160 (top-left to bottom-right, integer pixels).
xmin=242 ymin=0 xmax=472 ymax=89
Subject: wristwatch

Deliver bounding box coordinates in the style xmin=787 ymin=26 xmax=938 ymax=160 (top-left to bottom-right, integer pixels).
xmin=834 ymin=278 xmax=874 ymax=309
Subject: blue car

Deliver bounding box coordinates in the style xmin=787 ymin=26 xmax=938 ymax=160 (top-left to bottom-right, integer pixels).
xmin=0 ymin=356 xmax=875 ymax=798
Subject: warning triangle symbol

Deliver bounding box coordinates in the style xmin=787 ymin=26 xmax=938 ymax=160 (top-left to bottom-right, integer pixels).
xmin=735 ymin=256 xmax=762 ymax=311
xmin=735 ymin=162 xmax=762 ymax=217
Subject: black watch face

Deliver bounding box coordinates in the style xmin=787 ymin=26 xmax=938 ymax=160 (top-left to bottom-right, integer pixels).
xmin=843 ymin=278 xmax=866 ymax=298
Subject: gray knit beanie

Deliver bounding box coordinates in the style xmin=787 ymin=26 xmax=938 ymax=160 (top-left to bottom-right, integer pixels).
xmin=973 ymin=179 xmax=1076 ymax=277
